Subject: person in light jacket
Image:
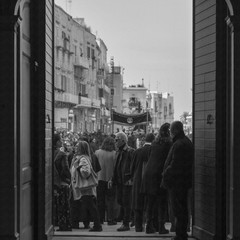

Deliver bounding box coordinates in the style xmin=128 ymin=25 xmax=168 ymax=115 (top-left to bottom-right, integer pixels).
xmin=95 ymin=136 xmax=117 ymax=225
xmin=70 ymin=140 xmax=102 ymax=232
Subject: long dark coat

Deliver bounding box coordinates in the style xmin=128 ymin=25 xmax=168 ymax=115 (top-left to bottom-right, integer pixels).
xmin=162 ymin=132 xmax=193 ymax=190
xmin=130 ymin=144 xmax=152 ymax=210
xmin=141 ymin=139 xmax=172 ymax=195
xmin=112 ymin=144 xmax=135 ymax=206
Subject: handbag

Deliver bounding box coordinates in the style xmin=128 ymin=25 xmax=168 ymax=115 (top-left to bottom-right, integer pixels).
xmin=74 ymin=155 xmax=98 ymax=190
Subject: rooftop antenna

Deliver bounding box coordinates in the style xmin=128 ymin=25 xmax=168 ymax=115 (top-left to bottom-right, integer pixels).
xmin=66 ymin=0 xmax=72 ymax=15
xmin=142 ymin=78 xmax=144 ymax=87
xmin=68 ymin=0 xmax=72 ymax=15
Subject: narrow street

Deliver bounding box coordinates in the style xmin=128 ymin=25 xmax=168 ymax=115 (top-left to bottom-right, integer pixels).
xmin=53 ymin=223 xmax=196 ymax=240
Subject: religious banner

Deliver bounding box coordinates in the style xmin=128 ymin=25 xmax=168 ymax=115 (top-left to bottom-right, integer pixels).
xmin=112 ymin=111 xmax=151 ymax=125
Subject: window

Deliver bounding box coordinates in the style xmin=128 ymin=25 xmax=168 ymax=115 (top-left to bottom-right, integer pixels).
xmin=61 ymin=75 xmax=67 ymax=91
xmin=80 ymin=47 xmax=83 ymax=57
xmin=155 ymin=101 xmax=158 ymax=112
xmin=79 ymin=83 xmax=86 ymax=96
xmin=169 ymin=103 xmax=172 ymax=114
xmin=74 ymin=66 xmax=82 ymax=78
xmin=87 ymin=46 xmax=91 ymax=59
xmin=91 ymin=49 xmax=95 ymax=59
xmin=164 ymin=106 xmax=167 ymax=117
xmin=60 ymin=118 xmax=67 ymax=123
xmin=56 ymin=49 xmax=59 ymax=61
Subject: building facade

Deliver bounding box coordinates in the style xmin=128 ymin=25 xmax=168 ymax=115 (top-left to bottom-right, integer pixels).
xmin=109 ymin=65 xmax=124 ymax=113
xmin=54 ymin=5 xmax=110 ymax=133
xmin=122 ymin=84 xmax=148 ymax=114
xmin=146 ymin=91 xmax=174 ymax=132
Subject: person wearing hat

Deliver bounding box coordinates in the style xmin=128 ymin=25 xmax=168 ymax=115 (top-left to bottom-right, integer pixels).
xmin=111 ymin=132 xmax=135 ymax=231
xmin=130 ymin=133 xmax=155 ymax=232
xmin=141 ymin=123 xmax=172 ymax=234
xmin=162 ymin=121 xmax=194 ymax=240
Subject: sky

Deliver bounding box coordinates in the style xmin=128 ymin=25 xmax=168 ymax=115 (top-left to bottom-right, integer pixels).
xmin=55 ymin=0 xmax=192 ymax=120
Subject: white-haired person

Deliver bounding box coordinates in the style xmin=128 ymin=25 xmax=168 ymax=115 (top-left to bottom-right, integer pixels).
xmin=110 ymin=132 xmax=135 ymax=231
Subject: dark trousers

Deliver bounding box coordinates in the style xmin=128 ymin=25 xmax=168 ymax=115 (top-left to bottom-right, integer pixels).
xmin=134 ymin=209 xmax=144 ymax=230
xmin=81 ymin=195 xmax=101 ymax=227
xmin=116 ymin=185 xmax=132 ymax=225
xmin=54 ymin=185 xmax=71 ymax=230
xmin=70 ymin=198 xmax=81 ymax=225
xmin=97 ymin=180 xmax=117 ymax=222
xmin=146 ymin=191 xmax=168 ymax=228
xmin=169 ymin=188 xmax=189 ymax=239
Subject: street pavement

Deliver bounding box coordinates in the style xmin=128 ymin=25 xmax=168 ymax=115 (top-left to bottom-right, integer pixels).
xmin=53 ymin=222 xmax=196 ymax=240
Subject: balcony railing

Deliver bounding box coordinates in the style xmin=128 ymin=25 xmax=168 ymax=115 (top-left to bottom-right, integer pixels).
xmin=56 ymin=38 xmax=63 ymax=48
xmin=55 ymin=92 xmax=78 ymax=104
xmin=91 ymin=99 xmax=101 ymax=108
xmin=74 ymin=56 xmax=89 ymax=69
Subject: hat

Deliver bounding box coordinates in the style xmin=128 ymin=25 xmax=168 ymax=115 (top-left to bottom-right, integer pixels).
xmin=115 ymin=132 xmax=128 ymax=143
xmin=159 ymin=123 xmax=170 ymax=137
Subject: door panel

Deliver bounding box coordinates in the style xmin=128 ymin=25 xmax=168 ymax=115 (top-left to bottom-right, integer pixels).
xmin=19 ymin=1 xmax=33 ymax=239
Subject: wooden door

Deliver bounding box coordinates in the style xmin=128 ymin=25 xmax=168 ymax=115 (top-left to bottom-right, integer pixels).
xmin=17 ymin=0 xmax=33 ymax=239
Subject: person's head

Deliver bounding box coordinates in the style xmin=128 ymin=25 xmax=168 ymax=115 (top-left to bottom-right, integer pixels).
xmin=115 ymin=132 xmax=128 ymax=149
xmin=101 ymin=136 xmax=116 ymax=151
xmin=145 ymin=133 xmax=155 ymax=143
xmin=75 ymin=140 xmax=91 ymax=157
xmin=54 ymin=133 xmax=62 ymax=148
xmin=170 ymin=121 xmax=184 ymax=138
xmin=159 ymin=122 xmax=170 ymax=138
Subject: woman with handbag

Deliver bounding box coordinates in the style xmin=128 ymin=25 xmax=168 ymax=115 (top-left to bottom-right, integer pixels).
xmin=70 ymin=140 xmax=102 ymax=232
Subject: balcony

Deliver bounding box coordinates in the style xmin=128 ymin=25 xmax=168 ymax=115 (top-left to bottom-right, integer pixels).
xmin=56 ymin=38 xmax=63 ymax=49
xmin=74 ymin=56 xmax=89 ymax=69
xmin=75 ymin=96 xmax=92 ymax=108
xmin=91 ymin=99 xmax=101 ymax=109
xmin=55 ymin=92 xmax=78 ymax=105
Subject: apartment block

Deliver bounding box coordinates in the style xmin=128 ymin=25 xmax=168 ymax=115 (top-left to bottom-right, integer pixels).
xmin=54 ymin=5 xmax=111 ymax=133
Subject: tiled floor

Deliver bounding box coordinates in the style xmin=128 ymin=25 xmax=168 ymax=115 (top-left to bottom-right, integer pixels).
xmin=53 ymin=222 xmax=195 ymax=240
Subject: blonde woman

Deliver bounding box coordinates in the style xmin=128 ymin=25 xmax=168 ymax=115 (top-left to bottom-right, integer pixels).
xmin=70 ymin=140 xmax=102 ymax=232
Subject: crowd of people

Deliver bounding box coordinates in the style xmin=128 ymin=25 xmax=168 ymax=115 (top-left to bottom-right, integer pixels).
xmin=53 ymin=121 xmax=193 ymax=240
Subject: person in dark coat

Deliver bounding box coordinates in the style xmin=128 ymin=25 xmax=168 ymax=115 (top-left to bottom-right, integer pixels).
xmin=130 ymin=133 xmax=155 ymax=232
xmin=141 ymin=123 xmax=172 ymax=234
xmin=111 ymin=132 xmax=135 ymax=231
xmin=161 ymin=121 xmax=194 ymax=240
xmin=53 ymin=133 xmax=72 ymax=231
